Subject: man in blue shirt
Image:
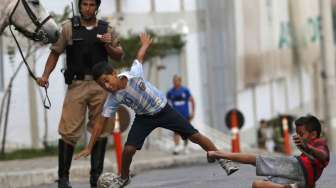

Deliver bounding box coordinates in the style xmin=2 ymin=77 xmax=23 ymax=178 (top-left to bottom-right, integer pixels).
xmin=167 ymin=75 xmax=195 ymax=155
xmin=75 ymin=33 xmax=239 ymax=188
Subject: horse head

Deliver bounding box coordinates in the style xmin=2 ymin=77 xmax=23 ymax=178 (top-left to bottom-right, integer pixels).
xmin=7 ymin=0 xmax=59 ymax=44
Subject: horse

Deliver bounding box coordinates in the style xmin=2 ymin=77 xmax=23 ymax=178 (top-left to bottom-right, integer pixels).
xmin=0 ymin=0 xmax=60 ymax=109
xmin=0 ymin=0 xmax=59 ymax=44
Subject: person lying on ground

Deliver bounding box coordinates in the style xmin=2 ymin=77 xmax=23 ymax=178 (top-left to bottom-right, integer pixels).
xmin=208 ymin=115 xmax=329 ymax=188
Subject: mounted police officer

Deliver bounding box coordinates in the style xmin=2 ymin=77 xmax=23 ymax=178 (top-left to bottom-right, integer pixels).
xmin=37 ymin=0 xmax=123 ymax=187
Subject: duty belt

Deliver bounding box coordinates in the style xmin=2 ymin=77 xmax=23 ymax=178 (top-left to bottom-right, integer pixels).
xmin=73 ymin=74 xmax=94 ymax=81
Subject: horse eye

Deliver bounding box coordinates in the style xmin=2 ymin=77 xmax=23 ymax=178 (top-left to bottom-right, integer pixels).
xmin=29 ymin=0 xmax=40 ymax=6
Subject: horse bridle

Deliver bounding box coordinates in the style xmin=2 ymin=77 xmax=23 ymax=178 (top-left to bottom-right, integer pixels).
xmin=9 ymin=0 xmax=53 ymax=43
xmin=7 ymin=0 xmax=52 ymax=109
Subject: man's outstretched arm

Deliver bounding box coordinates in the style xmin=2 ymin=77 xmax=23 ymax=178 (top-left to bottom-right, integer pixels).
xmin=36 ymin=50 xmax=60 ymax=87
xmin=137 ymin=33 xmax=153 ymax=63
xmin=75 ymin=115 xmax=108 ymax=159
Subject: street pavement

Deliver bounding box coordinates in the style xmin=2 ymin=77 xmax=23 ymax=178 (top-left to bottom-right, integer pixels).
xmin=126 ymin=159 xmax=336 ymax=188
xmin=2 ymin=147 xmax=335 ymax=188
xmin=0 ymin=147 xmax=209 ymax=188
xmin=30 ymin=163 xmax=257 ymax=188
xmin=30 ymin=156 xmax=335 ymax=188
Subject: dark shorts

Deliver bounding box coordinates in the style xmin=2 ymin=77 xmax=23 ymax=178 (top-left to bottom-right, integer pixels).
xmin=125 ymin=104 xmax=199 ymax=150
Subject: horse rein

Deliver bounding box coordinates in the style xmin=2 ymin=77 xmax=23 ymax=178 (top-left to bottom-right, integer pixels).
xmin=9 ymin=0 xmax=53 ymax=43
xmin=8 ymin=0 xmax=52 ymax=109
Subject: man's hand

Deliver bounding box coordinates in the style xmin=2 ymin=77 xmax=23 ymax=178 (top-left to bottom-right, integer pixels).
xmin=99 ymin=33 xmax=124 ymax=60
xmin=136 ymin=33 xmax=153 ymax=62
xmin=97 ymin=33 xmax=115 ymax=45
xmin=36 ymin=76 xmax=49 ymax=87
xmin=74 ymin=147 xmax=92 ymax=160
xmin=207 ymin=151 xmax=225 ymax=159
xmin=140 ymin=33 xmax=152 ymax=48
xmin=293 ymin=135 xmax=309 ymax=151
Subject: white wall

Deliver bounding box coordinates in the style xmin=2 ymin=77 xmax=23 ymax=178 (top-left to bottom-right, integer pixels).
xmin=1 ymin=45 xmax=65 ymax=148
xmin=42 ymin=0 xmax=72 ymax=14
xmin=2 ymin=53 xmax=30 ymax=147
xmin=237 ymin=89 xmax=254 ymax=129
xmin=184 ymin=0 xmax=197 ymax=11
xmin=1 ymin=0 xmax=319 ymax=148
xmin=238 ymin=70 xmax=314 ymax=145
xmin=99 ymin=0 xmax=117 ymax=16
xmin=1 ymin=0 xmax=204 ymax=148
xmin=184 ymin=33 xmax=206 ymax=127
xmin=122 ymin=0 xmax=150 ymax=13
xmin=155 ymin=0 xmax=180 ymax=12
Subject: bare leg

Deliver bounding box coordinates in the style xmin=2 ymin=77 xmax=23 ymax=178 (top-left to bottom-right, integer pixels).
xmin=121 ymin=145 xmax=137 ymax=179
xmin=252 ymin=180 xmax=289 ymax=188
xmin=174 ymin=132 xmax=181 ymax=146
xmin=189 ymin=132 xmax=217 ymax=151
xmin=208 ymin=150 xmax=257 ymax=165
xmin=190 ymin=133 xmax=239 ymax=175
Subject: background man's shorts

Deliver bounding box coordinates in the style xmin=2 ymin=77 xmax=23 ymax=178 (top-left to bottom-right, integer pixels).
xmin=256 ymin=155 xmax=306 ymax=188
xmin=125 ymin=104 xmax=199 ymax=150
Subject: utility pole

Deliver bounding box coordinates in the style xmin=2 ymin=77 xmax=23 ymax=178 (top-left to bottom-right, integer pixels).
xmin=27 ymin=41 xmax=39 ymax=148
xmin=150 ymin=0 xmax=156 ymax=12
xmin=116 ymin=0 xmax=122 ymax=14
xmin=319 ymin=0 xmax=336 ymax=150
xmin=74 ymin=0 xmax=79 ymax=14
xmin=0 ymin=36 xmax=4 ymax=91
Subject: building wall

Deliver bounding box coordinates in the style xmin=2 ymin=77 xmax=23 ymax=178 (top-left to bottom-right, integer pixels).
xmin=0 ymin=0 xmax=324 ymax=148
xmin=199 ymin=0 xmax=238 ymax=131
xmin=0 ymin=43 xmax=66 ymax=148
xmin=0 ymin=0 xmax=205 ymax=148
xmin=199 ymin=0 xmax=321 ymax=145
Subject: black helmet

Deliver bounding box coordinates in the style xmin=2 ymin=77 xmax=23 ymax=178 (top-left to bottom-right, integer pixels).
xmin=78 ymin=0 xmax=101 ymax=9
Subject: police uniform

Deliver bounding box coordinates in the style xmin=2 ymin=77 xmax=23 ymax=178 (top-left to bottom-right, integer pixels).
xmin=52 ymin=19 xmax=119 ymax=144
xmin=52 ymin=18 xmax=120 ymax=188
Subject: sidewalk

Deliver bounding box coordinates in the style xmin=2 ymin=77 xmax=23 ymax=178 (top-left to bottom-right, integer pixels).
xmin=0 ymin=148 xmax=209 ymax=188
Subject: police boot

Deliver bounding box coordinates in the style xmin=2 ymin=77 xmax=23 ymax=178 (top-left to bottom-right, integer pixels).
xmin=90 ymin=137 xmax=108 ymax=188
xmin=58 ymin=139 xmax=74 ymax=188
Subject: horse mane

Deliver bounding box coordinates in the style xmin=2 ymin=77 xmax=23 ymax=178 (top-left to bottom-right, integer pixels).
xmin=0 ymin=0 xmax=14 ymax=33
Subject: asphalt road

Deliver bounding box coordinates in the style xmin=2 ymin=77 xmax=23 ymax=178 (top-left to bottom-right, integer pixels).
xmin=30 ymin=156 xmax=335 ymax=188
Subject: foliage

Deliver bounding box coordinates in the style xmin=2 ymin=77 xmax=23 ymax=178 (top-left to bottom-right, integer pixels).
xmin=0 ymin=142 xmax=122 ymax=161
xmin=0 ymin=143 xmax=85 ymax=161
xmin=266 ymin=114 xmax=295 ymax=152
xmin=0 ymin=146 xmax=58 ymax=161
xmin=267 ymin=114 xmax=295 ymax=135
xmin=51 ymin=8 xmax=186 ymax=69
xmin=111 ymin=30 xmax=185 ymax=69
xmin=50 ymin=6 xmax=71 ymax=24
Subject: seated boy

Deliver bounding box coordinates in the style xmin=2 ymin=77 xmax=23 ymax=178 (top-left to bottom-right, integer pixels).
xmin=208 ymin=115 xmax=329 ymax=188
xmin=75 ymin=33 xmax=239 ymax=188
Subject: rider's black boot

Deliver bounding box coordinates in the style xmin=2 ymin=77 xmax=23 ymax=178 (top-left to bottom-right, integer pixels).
xmin=90 ymin=137 xmax=108 ymax=188
xmin=58 ymin=139 xmax=74 ymax=188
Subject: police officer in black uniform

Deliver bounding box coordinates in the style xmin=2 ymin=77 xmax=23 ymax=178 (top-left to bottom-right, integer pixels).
xmin=37 ymin=0 xmax=123 ymax=187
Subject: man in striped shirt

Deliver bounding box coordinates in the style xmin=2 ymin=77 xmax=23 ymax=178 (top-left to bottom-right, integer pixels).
xmin=76 ymin=33 xmax=239 ymax=188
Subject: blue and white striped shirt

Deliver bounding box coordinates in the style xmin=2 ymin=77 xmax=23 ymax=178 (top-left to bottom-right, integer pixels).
xmin=102 ymin=60 xmax=167 ymax=118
